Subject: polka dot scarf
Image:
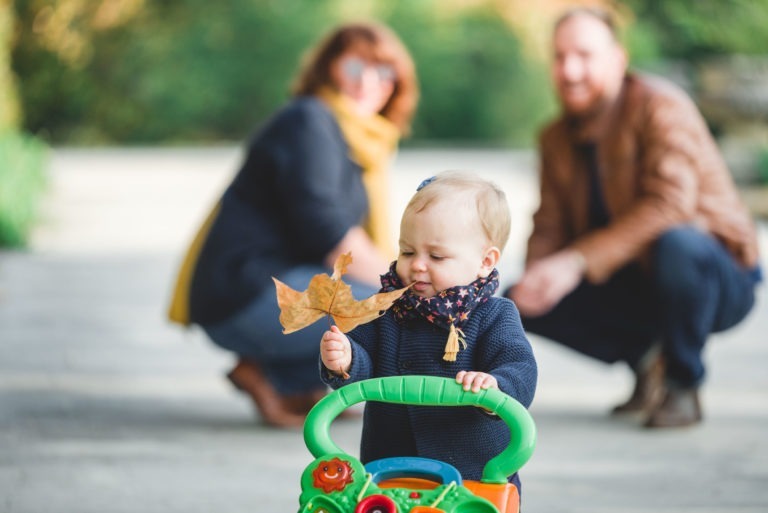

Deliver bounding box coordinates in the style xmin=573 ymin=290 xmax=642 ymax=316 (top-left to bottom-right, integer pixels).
xmin=380 ymin=262 xmax=500 ymax=361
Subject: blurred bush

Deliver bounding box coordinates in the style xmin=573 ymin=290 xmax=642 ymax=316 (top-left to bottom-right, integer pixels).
xmin=388 ymin=2 xmax=555 ymax=145
xmin=1 ymin=0 xmax=19 ymax=131
xmin=12 ymin=0 xmax=334 ymax=143
xmin=0 ymin=130 xmax=47 ymax=247
xmin=2 ymin=0 xmax=47 ymax=248
xmin=623 ymin=0 xmax=768 ymax=61
xmin=10 ymin=0 xmax=768 ymax=147
xmin=11 ymin=0 xmax=553 ymax=147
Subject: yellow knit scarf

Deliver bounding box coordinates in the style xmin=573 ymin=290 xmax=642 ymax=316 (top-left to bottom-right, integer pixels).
xmin=317 ymin=88 xmax=401 ymax=258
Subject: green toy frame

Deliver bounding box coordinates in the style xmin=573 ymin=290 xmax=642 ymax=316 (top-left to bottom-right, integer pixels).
xmin=303 ymin=375 xmax=536 ymax=484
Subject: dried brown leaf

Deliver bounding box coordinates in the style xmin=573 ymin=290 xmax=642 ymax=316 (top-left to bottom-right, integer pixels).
xmin=273 ymin=252 xmax=408 ymax=334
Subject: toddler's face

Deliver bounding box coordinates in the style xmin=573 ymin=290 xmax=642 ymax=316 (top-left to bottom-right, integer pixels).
xmin=396 ymin=200 xmax=494 ymax=298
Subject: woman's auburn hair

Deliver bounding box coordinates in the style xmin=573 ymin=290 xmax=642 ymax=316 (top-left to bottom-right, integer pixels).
xmin=291 ymin=21 xmax=419 ymax=135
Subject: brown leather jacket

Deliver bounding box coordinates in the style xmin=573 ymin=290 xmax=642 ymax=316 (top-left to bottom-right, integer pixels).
xmin=528 ymin=73 xmax=759 ymax=283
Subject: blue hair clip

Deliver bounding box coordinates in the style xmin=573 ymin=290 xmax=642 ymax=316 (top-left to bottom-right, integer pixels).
xmin=416 ymin=176 xmax=436 ymax=191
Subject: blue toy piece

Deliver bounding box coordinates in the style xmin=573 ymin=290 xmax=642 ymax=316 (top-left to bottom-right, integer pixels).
xmin=298 ymin=375 xmax=536 ymax=513
xmin=365 ymin=457 xmax=464 ymax=486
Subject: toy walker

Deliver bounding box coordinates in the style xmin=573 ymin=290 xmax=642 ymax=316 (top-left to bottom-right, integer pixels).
xmin=297 ymin=375 xmax=536 ymax=513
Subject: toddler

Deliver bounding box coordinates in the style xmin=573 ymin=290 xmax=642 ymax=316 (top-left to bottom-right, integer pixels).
xmin=320 ymin=170 xmax=537 ymax=490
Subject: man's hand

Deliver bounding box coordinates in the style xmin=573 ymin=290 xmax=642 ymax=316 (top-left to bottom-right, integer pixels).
xmin=320 ymin=326 xmax=352 ymax=377
xmin=456 ymin=370 xmax=498 ymax=393
xmin=511 ymin=249 xmax=585 ymax=317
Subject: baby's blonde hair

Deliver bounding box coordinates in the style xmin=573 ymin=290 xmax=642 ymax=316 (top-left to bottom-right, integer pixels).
xmin=404 ymin=170 xmax=511 ymax=252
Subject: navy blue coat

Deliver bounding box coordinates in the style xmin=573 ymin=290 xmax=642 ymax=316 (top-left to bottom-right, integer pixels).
xmin=189 ymin=97 xmax=368 ymax=324
xmin=322 ymin=297 xmax=537 ymax=483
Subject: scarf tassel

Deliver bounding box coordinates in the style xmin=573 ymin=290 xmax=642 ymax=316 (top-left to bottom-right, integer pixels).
xmin=443 ymin=325 xmax=467 ymax=362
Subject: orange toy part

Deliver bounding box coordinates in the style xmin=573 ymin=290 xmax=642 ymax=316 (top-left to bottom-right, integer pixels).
xmin=311 ymin=457 xmax=355 ymax=493
xmin=463 ymin=480 xmax=520 ymax=513
xmin=410 ymin=507 xmax=446 ymax=513
xmin=377 ymin=477 xmax=439 ymax=490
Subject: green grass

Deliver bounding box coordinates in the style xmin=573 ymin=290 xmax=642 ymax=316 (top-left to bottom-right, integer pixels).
xmin=0 ymin=131 xmax=48 ymax=248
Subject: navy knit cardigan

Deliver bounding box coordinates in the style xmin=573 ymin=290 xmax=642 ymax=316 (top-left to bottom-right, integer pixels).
xmin=321 ymin=297 xmax=537 ymax=483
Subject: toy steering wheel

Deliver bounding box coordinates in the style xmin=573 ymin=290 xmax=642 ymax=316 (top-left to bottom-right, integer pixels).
xmin=303 ymin=375 xmax=536 ymax=484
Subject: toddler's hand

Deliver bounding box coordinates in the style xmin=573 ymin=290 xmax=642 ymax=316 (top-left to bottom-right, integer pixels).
xmin=321 ymin=325 xmax=352 ymax=377
xmin=456 ymin=370 xmax=498 ymax=393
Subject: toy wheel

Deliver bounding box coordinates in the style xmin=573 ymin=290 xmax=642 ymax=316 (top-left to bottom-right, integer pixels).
xmin=354 ymin=494 xmax=397 ymax=513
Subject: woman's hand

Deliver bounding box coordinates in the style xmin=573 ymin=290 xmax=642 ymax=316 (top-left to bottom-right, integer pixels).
xmin=456 ymin=370 xmax=498 ymax=393
xmin=325 ymin=226 xmax=390 ymax=287
xmin=320 ymin=325 xmax=352 ymax=377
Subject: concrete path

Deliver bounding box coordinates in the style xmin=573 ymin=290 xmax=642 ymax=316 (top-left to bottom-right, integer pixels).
xmin=1 ymin=147 xmax=766 ymax=513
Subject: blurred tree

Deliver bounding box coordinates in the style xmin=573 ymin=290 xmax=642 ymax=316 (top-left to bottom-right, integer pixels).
xmin=623 ymin=0 xmax=768 ymax=59
xmin=11 ymin=0 xmax=555 ymax=145
xmin=1 ymin=3 xmax=47 ymax=249
xmin=383 ymin=0 xmax=554 ymax=145
xmin=13 ymin=0 xmax=336 ymax=143
xmin=1 ymin=0 xmax=20 ymax=131
xmin=12 ymin=0 xmax=146 ymax=141
xmin=15 ymin=0 xmax=764 ymax=146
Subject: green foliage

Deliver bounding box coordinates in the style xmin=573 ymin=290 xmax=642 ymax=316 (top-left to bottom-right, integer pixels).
xmin=0 ymin=130 xmax=48 ymax=247
xmin=14 ymin=0 xmax=336 ymax=143
xmin=11 ymin=0 xmax=552 ymax=146
xmin=384 ymin=2 xmax=554 ymax=146
xmin=2 ymin=3 xmax=45 ymax=247
xmin=624 ymin=0 xmax=768 ymax=60
xmin=13 ymin=0 xmax=768 ymax=147
xmin=1 ymin=0 xmax=20 ymax=131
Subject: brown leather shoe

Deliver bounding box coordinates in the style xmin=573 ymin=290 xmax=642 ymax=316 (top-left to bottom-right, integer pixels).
xmin=283 ymin=389 xmax=327 ymax=415
xmin=282 ymin=388 xmax=362 ymax=419
xmin=226 ymin=359 xmax=306 ymax=428
xmin=644 ymin=388 xmax=702 ymax=428
xmin=611 ymin=353 xmax=666 ymax=415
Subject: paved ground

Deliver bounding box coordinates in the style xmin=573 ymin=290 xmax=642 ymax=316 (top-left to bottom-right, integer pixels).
xmin=1 ymin=147 xmax=767 ymax=513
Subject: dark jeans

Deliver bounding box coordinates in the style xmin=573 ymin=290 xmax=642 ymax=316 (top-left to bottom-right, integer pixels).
xmin=519 ymin=226 xmax=759 ymax=388
xmin=202 ymin=266 xmax=378 ymax=395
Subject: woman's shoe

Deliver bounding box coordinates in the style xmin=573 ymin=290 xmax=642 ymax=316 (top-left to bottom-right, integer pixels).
xmin=283 ymin=389 xmax=327 ymax=415
xmin=284 ymin=388 xmax=360 ymax=419
xmin=226 ymin=359 xmax=306 ymax=428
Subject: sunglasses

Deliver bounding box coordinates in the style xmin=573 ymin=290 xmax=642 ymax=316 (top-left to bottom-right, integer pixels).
xmin=341 ymin=57 xmax=396 ymax=82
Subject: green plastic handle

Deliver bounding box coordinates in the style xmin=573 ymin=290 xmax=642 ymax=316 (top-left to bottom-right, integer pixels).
xmin=303 ymin=375 xmax=536 ymax=484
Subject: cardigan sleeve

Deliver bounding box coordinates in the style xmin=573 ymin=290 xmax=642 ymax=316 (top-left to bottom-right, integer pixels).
xmin=474 ymin=299 xmax=538 ymax=408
